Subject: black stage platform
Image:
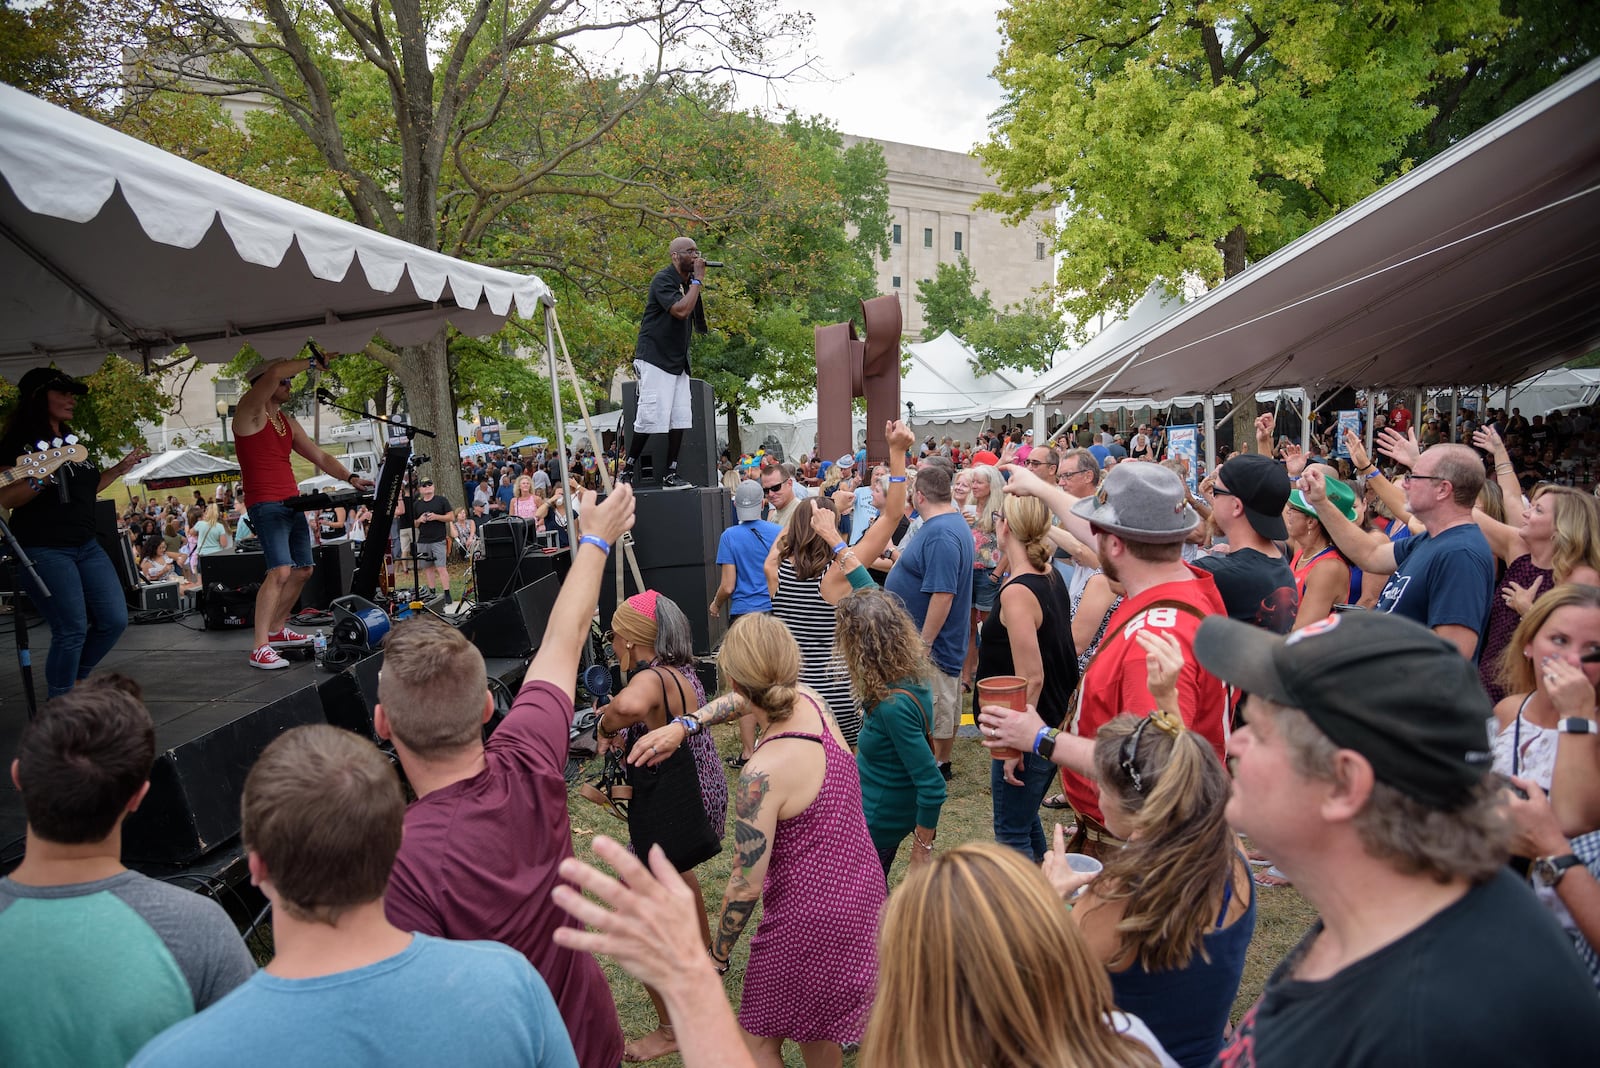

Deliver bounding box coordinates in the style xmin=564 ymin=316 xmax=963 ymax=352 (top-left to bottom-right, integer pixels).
xmin=0 ymin=608 xmax=533 ymax=882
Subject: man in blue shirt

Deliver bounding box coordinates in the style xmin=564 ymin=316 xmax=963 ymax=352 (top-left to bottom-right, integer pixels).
xmin=885 ymin=458 xmax=973 ymax=780
xmin=1301 ymin=443 xmax=1494 ymax=659
xmin=132 ymin=725 xmax=577 ymax=1068
xmin=711 ymin=479 xmax=780 ymax=623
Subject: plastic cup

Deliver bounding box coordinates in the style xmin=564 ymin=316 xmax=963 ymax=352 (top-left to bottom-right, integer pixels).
xmin=1064 ymin=853 xmax=1103 ymax=875
xmin=977 ymin=675 xmax=1028 ymax=760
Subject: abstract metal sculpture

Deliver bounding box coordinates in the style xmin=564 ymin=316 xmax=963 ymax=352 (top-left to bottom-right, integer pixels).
xmin=815 ymin=294 xmax=902 ymax=464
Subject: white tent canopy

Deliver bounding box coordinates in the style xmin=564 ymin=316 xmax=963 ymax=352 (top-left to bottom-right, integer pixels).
xmin=122 ymin=447 xmax=239 ymax=486
xmin=1036 ymin=59 xmax=1600 ymax=411
xmin=0 ymin=84 xmax=549 ymax=380
xmin=1506 ymin=368 xmax=1600 ymax=417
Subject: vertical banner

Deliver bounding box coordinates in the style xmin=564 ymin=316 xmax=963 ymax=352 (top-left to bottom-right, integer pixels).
xmin=1336 ymin=410 xmax=1361 ymax=458
xmin=1166 ymin=424 xmax=1198 ymax=491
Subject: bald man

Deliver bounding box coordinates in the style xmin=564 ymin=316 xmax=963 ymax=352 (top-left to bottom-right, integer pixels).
xmin=621 ymin=237 xmax=708 ymax=489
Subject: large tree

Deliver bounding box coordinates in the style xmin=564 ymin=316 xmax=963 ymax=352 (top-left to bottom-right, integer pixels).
xmin=978 ymin=1 xmax=1508 ymax=439
xmin=915 ymin=258 xmax=1066 ymax=377
xmin=127 ymin=0 xmax=808 ymax=488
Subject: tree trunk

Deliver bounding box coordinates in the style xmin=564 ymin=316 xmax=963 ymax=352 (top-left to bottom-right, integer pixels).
xmin=393 ymin=332 xmax=461 ymax=501
xmin=1219 ymin=224 xmax=1249 ymax=279
xmin=1230 ymin=394 xmax=1256 ymax=459
xmin=725 ymin=402 xmax=743 ymax=459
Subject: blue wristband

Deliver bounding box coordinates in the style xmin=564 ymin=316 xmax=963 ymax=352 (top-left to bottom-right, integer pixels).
xmin=830 ymin=541 xmax=847 ymax=555
xmin=675 ymin=716 xmax=701 ymax=735
xmin=579 ymin=534 xmax=611 ymax=556
xmin=888 ymin=475 xmax=907 ymax=483
xmin=690 ymin=278 xmax=702 ymax=286
xmin=1033 ymin=725 xmax=1052 ymax=755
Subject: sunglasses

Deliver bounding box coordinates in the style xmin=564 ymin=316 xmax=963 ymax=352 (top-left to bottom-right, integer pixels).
xmin=1024 ymin=458 xmax=1053 ymax=469
xmin=1402 ymin=473 xmax=1447 ymax=484
xmin=761 ymin=483 xmax=785 ymax=496
xmin=1119 ymin=716 xmax=1153 ymax=793
xmin=1211 ymin=486 xmax=1235 ymax=498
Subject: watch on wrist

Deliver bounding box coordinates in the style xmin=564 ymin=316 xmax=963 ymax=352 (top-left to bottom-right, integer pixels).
xmin=1531 ymin=853 xmax=1582 ymax=889
xmin=1557 ymin=717 xmax=1598 ymax=735
xmin=1036 ymin=727 xmax=1060 ymax=761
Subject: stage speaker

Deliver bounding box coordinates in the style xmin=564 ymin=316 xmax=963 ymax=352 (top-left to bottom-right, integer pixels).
xmin=317 ymin=651 xmax=385 ymax=738
xmin=200 ymin=551 xmax=269 ymax=590
xmin=94 ymin=499 xmax=140 ymax=596
xmin=598 ymin=486 xmax=728 ymax=655
xmin=299 ymin=541 xmax=356 ymax=610
xmin=474 ymin=549 xmax=558 ymax=603
xmin=460 ymin=573 xmax=561 ymax=659
xmin=621 ymin=378 xmax=718 ymax=488
xmin=480 ymin=516 xmax=529 ymax=560
xmin=122 ymin=685 xmax=328 ymax=864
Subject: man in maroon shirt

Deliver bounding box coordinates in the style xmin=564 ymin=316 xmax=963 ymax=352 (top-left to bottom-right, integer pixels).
xmin=374 ymin=485 xmax=635 ymax=1068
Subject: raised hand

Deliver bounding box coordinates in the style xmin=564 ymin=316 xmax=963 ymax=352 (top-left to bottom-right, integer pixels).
xmin=580 ymin=484 xmax=636 ymax=546
xmin=1342 ymin=428 xmax=1372 ymax=472
xmin=1299 ymin=464 xmax=1329 ymax=506
xmin=1376 ymin=426 xmax=1420 ymax=469
xmin=886 ymin=419 xmax=916 ymax=454
xmin=809 ymin=501 xmax=842 ymax=545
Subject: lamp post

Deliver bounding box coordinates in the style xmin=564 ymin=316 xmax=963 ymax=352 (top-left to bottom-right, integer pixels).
xmin=216 ymin=400 xmax=235 ymax=456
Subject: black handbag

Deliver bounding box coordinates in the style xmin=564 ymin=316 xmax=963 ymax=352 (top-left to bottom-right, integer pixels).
xmin=624 ymin=667 xmax=722 ymax=873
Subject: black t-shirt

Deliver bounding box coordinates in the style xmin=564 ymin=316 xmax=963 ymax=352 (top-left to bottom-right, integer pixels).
xmin=0 ymin=431 xmax=102 ymax=548
xmin=972 ymin=571 xmax=1079 ymax=726
xmin=1194 ymin=547 xmax=1299 ymax=634
xmin=1219 ymin=869 xmax=1600 ymax=1066
xmin=634 ymin=264 xmax=705 ymax=374
xmin=413 ymin=495 xmax=452 ymax=543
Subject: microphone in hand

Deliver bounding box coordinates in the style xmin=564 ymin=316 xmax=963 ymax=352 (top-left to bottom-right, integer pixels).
xmin=702 ymin=260 xmax=726 ymax=268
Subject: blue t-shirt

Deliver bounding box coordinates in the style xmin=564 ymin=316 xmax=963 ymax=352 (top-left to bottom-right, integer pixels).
xmin=1377 ymin=523 xmax=1496 ymax=658
xmin=885 ymin=511 xmax=974 ymax=676
xmin=497 ymin=485 xmax=514 ymax=507
xmin=131 ymin=933 xmax=577 ymax=1068
xmin=848 ymin=485 xmax=878 ymax=546
xmin=715 ymin=520 xmax=780 ymax=615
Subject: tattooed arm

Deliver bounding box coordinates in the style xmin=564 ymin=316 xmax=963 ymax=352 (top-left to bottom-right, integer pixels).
xmin=710 ymin=766 xmax=781 ymax=970
xmin=626 ymin=692 xmax=753 ymax=767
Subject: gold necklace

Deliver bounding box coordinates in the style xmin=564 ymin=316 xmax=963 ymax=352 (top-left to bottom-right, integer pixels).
xmin=267 ymin=409 xmax=287 ymax=437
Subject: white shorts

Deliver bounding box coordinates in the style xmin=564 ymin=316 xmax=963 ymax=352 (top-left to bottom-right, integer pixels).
xmin=633 ymin=361 xmax=694 ymax=434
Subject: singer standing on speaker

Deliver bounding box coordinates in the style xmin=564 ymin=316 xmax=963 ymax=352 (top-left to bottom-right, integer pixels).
xmin=231 ymin=355 xmax=373 ymax=671
xmin=620 ymin=237 xmax=708 ymax=490
xmin=0 ymin=368 xmax=148 ymax=698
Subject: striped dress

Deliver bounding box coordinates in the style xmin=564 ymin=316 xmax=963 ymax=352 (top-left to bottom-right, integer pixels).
xmin=772 ymin=559 xmax=862 ymax=745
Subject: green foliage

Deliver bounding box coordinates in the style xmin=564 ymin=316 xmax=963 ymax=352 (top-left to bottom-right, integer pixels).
xmin=0 ymin=357 xmax=169 ymax=465
xmin=980 ymin=0 xmax=1509 ymax=337
xmin=915 ymin=258 xmax=1064 ymax=376
xmin=916 ymin=258 xmax=994 ymax=339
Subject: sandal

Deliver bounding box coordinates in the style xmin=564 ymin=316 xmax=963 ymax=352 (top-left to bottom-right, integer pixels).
xmin=1041 ymin=793 xmax=1073 ymax=810
xmin=579 ymin=751 xmax=632 ymax=821
xmin=726 ymin=754 xmax=751 ymax=769
xmin=1253 ymin=865 xmax=1292 ymax=888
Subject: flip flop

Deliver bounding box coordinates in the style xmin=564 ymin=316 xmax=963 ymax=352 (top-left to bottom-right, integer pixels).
xmin=1254 ymin=865 xmax=1292 ymax=888
xmin=1041 ymin=793 xmax=1073 ymax=810
xmin=726 ymin=754 xmax=751 ymax=769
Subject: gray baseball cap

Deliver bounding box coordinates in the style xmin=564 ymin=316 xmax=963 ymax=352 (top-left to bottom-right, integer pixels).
xmin=1070 ymin=461 xmax=1198 ymax=544
xmin=734 ymin=478 xmax=764 ymax=521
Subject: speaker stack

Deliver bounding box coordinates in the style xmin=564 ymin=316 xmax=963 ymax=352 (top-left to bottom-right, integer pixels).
xmin=620 ymin=378 xmax=719 ymax=489
xmin=598 ymin=485 xmax=729 ymax=655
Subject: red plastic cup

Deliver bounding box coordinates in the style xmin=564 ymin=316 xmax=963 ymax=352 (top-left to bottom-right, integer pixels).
xmin=977 ymin=675 xmax=1028 ymax=760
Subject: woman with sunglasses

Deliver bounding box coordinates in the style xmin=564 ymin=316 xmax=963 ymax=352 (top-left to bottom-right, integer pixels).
xmin=978 ymin=493 xmax=1078 ymax=859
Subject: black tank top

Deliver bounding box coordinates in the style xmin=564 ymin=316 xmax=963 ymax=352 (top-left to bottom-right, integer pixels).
xmin=973 ymin=570 xmax=1079 ymax=727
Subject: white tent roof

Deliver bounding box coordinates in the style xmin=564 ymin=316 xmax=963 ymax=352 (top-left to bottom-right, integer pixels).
xmin=0 ymin=84 xmax=549 ymax=380
xmin=1038 ymin=59 xmax=1600 ymax=409
xmin=122 ymin=447 xmax=240 ymax=485
xmin=900 ymin=331 xmax=1026 ymax=417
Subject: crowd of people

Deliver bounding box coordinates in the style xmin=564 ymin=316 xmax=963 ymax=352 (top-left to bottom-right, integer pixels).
xmin=7 ymin=392 xmax=1600 ymax=1066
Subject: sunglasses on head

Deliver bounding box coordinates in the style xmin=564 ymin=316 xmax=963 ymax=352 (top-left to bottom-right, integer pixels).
xmin=1119 ymin=716 xmax=1154 ymax=792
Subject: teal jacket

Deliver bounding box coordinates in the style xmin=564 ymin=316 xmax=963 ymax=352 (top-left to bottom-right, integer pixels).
xmin=855 ymin=676 xmax=945 ymax=851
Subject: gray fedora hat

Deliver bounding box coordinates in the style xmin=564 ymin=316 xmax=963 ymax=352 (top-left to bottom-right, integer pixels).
xmin=1070 ymin=461 xmax=1199 ymax=544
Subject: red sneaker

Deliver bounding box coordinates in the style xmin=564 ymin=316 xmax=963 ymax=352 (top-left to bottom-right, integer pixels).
xmin=250 ymin=645 xmax=290 ymax=670
xmin=267 ymin=628 xmax=313 ymax=648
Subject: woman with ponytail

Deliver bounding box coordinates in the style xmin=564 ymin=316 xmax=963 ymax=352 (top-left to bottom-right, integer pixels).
xmin=627 ymin=613 xmax=886 ymax=1065
xmin=978 ymin=493 xmax=1079 ymax=858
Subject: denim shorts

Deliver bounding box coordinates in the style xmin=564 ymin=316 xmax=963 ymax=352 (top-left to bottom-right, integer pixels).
xmin=247 ymin=499 xmax=313 ymax=570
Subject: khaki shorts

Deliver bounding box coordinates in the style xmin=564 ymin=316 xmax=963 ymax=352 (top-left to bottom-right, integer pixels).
xmin=930 ymin=669 xmax=960 ymax=740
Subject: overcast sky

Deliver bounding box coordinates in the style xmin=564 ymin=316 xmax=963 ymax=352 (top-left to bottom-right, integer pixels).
xmin=729 ymin=0 xmax=1006 ymax=155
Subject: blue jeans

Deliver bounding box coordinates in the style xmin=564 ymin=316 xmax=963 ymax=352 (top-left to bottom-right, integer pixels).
xmin=992 ymin=751 xmax=1060 ymax=861
xmin=246 ymin=499 xmax=313 ymax=571
xmin=24 ymin=540 xmax=129 ymax=697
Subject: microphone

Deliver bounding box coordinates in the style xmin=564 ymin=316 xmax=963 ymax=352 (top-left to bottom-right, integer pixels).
xmin=702 ymin=260 xmax=726 ymax=268
xmin=316 ymin=388 xmax=339 ymax=404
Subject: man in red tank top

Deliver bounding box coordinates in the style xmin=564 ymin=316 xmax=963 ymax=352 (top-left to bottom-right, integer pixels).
xmin=231 ymin=356 xmax=373 ymax=669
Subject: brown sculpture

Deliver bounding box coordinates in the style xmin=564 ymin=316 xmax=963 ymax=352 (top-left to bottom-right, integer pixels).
xmin=815 ymin=294 xmax=902 ymax=464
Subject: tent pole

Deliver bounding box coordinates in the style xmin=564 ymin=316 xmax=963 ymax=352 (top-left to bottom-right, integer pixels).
xmin=1058 ymin=347 xmax=1144 ymax=431
xmin=1302 ymin=388 xmax=1313 ymax=452
xmin=1203 ymin=395 xmax=1216 ymax=473
xmin=1033 ymin=402 xmax=1046 ymax=443
xmin=1365 ymin=391 xmax=1376 ymax=455
xmin=541 ymin=297 xmax=575 ymax=537
xmin=1450 ymin=386 xmax=1460 ymax=444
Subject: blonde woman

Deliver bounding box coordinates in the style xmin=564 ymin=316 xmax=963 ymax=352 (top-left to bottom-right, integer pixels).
xmin=963 ymin=462 xmax=1007 ymax=686
xmin=193 ymin=503 xmax=231 ymax=557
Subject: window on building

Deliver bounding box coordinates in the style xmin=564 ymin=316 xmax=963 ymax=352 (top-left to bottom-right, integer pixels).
xmin=892 ymin=275 xmax=901 ymax=288
xmin=892 ymin=223 xmax=902 ymax=245
xmin=954 ymin=231 xmax=963 ymax=252
xmin=1036 ymin=241 xmax=1046 ymax=260
xmin=923 ymin=228 xmax=933 ymax=248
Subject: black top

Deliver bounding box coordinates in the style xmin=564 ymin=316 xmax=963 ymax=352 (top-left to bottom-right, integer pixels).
xmin=1193 ymin=547 xmax=1299 ymax=634
xmin=0 ymin=429 xmax=101 ymax=548
xmin=973 ymin=570 xmax=1079 ymax=726
xmin=1218 ymin=868 xmax=1600 ymax=1065
xmin=413 ymin=495 xmax=453 ymax=543
xmin=633 ymin=264 xmax=706 ymax=374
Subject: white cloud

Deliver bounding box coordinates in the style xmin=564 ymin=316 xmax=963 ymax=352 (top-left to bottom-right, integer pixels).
xmin=731 ymin=1 xmax=1005 ymax=154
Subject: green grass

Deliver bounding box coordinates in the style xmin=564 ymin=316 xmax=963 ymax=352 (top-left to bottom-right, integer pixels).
xmin=566 ymin=725 xmax=1319 ymax=1067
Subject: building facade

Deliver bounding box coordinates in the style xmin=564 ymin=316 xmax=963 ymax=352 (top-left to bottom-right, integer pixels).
xmin=842 ymin=135 xmax=1055 ymax=339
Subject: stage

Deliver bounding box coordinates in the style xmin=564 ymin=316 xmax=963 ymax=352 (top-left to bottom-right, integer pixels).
xmin=0 ymin=606 xmax=534 ymax=883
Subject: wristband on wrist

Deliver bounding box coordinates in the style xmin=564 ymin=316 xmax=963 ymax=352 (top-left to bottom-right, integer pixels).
xmin=888 ymin=475 xmax=907 ymax=483
xmin=690 ymin=278 xmax=702 ymax=286
xmin=1032 ymin=725 xmax=1052 ymax=755
xmin=578 ymin=534 xmax=611 ymax=556
xmin=676 ymin=715 xmax=702 ymax=735
xmin=1557 ymin=717 xmax=1598 ymax=735
xmin=1363 ymin=470 xmax=1382 ymax=481
xmin=830 ymin=541 xmax=847 ymax=555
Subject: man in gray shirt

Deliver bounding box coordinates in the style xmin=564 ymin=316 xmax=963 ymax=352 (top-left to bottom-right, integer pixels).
xmin=0 ymin=678 xmax=254 ymax=1067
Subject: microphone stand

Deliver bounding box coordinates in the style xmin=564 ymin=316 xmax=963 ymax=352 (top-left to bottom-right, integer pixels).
xmin=0 ymin=514 xmax=47 ymax=720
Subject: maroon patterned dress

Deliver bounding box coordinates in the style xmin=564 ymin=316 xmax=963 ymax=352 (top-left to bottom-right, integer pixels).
xmin=737 ymin=712 xmax=886 ymax=1043
xmin=1480 ymin=555 xmax=1551 ymax=703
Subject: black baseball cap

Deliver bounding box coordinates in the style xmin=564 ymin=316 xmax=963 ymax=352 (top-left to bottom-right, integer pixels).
xmin=1217 ymin=453 xmax=1289 ymax=540
xmin=1194 ymin=612 xmax=1493 ymax=809
xmin=17 ymin=367 xmax=88 ymax=398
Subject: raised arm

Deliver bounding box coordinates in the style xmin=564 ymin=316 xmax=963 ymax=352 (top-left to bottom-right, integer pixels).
xmin=526 ymin=487 xmax=635 ymax=690
xmin=1474 ymin=426 xmax=1525 ymax=529
xmin=1302 ymin=466 xmax=1396 ymax=575
xmin=1002 ymin=464 xmax=1095 ymax=548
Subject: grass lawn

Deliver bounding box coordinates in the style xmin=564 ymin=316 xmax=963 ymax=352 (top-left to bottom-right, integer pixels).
xmin=566 ymin=723 xmax=1319 ymax=1067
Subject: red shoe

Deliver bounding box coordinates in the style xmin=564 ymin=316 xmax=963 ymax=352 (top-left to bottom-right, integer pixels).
xmin=250 ymin=645 xmax=290 ymax=670
xmin=267 ymin=628 xmax=313 ymax=647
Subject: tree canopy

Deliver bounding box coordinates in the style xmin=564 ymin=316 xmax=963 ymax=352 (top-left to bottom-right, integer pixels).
xmin=916 ymin=257 xmax=1066 ymax=377
xmin=979 ymin=0 xmax=1511 ymax=337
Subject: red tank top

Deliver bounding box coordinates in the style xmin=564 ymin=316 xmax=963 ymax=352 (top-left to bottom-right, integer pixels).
xmin=235 ymin=415 xmax=300 ymax=505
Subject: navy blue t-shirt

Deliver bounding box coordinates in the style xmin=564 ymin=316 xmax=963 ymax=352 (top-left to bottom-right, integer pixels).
xmin=1377 ymin=523 xmax=1495 ymax=658
xmin=885 ymin=511 xmax=974 ymax=676
xmin=715 ymin=520 xmax=780 ymax=615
